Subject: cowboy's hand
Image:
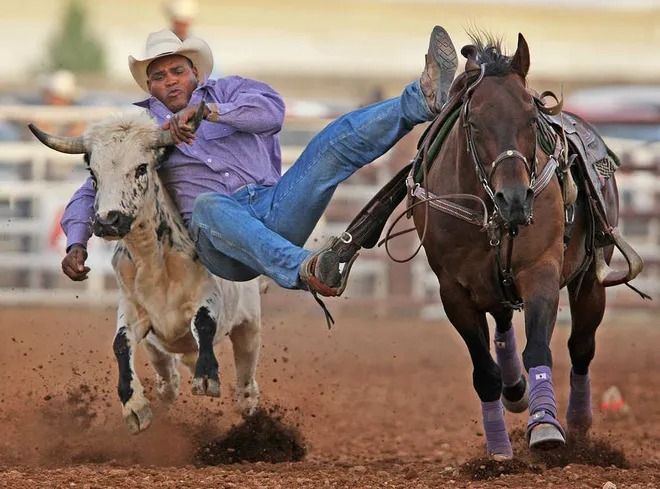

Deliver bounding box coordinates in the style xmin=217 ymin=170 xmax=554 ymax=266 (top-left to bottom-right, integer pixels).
xmin=62 ymin=244 xmax=90 ymax=281
xmin=162 ymin=106 xmax=198 ymax=145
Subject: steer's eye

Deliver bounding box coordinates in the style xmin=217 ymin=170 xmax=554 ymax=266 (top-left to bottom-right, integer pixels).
xmin=135 ymin=164 xmax=148 ymax=178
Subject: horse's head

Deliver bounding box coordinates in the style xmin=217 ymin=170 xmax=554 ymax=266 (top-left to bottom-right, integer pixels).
xmin=460 ymin=34 xmax=538 ymax=233
xmin=29 ymin=104 xmax=204 ymax=239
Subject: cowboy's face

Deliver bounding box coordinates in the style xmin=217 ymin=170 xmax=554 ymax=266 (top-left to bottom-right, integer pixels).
xmin=146 ymin=54 xmax=199 ymax=113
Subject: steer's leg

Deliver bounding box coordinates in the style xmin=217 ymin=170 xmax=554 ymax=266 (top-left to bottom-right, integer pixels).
xmin=113 ymin=298 xmax=153 ymax=434
xmin=144 ymin=337 xmax=180 ymax=403
xmin=230 ymin=318 xmax=261 ymax=416
xmin=190 ymin=306 xmax=220 ymax=397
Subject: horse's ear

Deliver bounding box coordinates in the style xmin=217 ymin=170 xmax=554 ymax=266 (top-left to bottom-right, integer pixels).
xmin=461 ymin=45 xmax=480 ymax=72
xmin=510 ymin=33 xmax=530 ymax=78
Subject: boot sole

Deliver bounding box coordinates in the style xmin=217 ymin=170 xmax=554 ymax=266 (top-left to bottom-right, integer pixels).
xmin=430 ymin=26 xmax=458 ymax=98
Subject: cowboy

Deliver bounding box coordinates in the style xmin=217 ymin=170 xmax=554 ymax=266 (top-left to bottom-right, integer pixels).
xmin=163 ymin=0 xmax=198 ymax=40
xmin=60 ymin=27 xmax=457 ymax=300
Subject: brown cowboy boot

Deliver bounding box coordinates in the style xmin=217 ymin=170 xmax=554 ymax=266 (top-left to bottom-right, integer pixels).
xmin=299 ymin=237 xmax=359 ymax=298
xmin=420 ymin=25 xmax=458 ymax=113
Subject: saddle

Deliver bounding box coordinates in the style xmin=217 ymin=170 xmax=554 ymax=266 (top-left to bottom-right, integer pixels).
xmin=535 ymin=104 xmax=643 ymax=287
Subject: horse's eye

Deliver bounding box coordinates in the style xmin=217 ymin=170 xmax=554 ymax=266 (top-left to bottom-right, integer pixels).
xmin=135 ymin=164 xmax=148 ymax=178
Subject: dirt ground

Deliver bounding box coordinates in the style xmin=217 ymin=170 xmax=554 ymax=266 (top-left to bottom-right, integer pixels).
xmin=0 ymin=293 xmax=658 ymax=488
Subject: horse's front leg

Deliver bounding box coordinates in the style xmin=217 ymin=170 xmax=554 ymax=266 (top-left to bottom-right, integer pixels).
xmin=190 ymin=295 xmax=221 ymax=398
xmin=440 ymin=278 xmax=513 ymax=460
xmin=113 ymin=297 xmax=153 ymax=434
xmin=517 ymin=262 xmax=565 ymax=450
xmin=491 ymin=310 xmax=528 ymax=413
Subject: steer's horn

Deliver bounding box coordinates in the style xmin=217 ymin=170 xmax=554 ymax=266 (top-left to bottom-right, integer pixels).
xmin=155 ymin=102 xmax=207 ymax=147
xmin=28 ymin=123 xmax=86 ymax=154
xmin=594 ymin=228 xmax=644 ymax=287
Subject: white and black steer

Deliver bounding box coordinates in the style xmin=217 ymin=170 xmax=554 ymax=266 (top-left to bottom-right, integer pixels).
xmin=29 ymin=106 xmax=262 ymax=434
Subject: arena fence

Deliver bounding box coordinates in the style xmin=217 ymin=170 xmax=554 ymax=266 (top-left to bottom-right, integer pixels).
xmin=0 ymin=106 xmax=657 ymax=315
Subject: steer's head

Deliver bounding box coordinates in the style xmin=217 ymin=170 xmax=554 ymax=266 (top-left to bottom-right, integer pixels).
xmin=29 ymin=104 xmax=204 ymax=239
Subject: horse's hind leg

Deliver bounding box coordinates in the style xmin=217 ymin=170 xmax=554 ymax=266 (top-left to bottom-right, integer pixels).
xmin=492 ymin=310 xmax=528 ymax=413
xmin=566 ymin=267 xmax=605 ymax=437
xmin=440 ymin=281 xmax=513 ymax=460
xmin=230 ymin=319 xmax=261 ymax=417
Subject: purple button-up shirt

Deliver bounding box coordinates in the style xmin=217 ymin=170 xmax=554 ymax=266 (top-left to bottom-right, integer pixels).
xmin=61 ymin=76 xmax=285 ymax=249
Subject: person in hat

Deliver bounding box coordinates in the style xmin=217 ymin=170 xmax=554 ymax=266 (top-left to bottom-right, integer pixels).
xmin=60 ymin=27 xmax=457 ymax=301
xmin=164 ymin=0 xmax=198 ymax=40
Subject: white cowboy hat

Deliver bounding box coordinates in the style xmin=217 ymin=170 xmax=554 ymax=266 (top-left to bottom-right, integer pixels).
xmin=40 ymin=70 xmax=78 ymax=100
xmin=128 ymin=29 xmax=213 ymax=93
xmin=164 ymin=0 xmax=198 ymax=21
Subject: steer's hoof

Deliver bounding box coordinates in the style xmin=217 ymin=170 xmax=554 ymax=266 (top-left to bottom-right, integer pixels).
xmin=502 ymin=376 xmax=529 ymax=413
xmin=237 ymin=380 xmax=260 ymax=418
xmin=156 ymin=372 xmax=180 ymax=403
xmin=529 ymin=423 xmax=566 ymax=450
xmin=192 ymin=376 xmax=220 ymax=397
xmin=122 ymin=398 xmax=153 ymax=435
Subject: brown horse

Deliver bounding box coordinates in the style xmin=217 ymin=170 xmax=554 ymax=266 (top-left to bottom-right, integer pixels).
xmin=412 ymin=33 xmax=623 ymax=459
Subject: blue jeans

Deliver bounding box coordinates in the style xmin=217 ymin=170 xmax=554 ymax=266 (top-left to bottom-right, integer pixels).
xmin=190 ymin=80 xmax=433 ymax=289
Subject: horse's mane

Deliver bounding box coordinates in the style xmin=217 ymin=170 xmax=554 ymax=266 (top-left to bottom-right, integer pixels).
xmin=466 ymin=31 xmax=512 ymax=77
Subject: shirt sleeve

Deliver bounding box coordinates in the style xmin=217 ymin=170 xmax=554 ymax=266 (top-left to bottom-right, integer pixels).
xmin=211 ymin=77 xmax=285 ymax=135
xmin=61 ymin=176 xmax=95 ymax=250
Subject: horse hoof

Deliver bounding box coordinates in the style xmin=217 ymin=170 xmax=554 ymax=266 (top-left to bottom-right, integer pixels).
xmin=502 ymin=376 xmax=528 ymax=413
xmin=529 ymin=423 xmax=566 ymax=450
xmin=567 ymin=421 xmax=591 ymax=440
xmin=192 ymin=376 xmax=221 ymax=397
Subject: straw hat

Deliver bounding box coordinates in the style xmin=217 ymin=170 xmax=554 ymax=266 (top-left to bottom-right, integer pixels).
xmin=128 ymin=29 xmax=213 ymax=93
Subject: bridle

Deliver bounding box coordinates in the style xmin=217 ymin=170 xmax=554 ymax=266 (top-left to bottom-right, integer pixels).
xmin=459 ymin=64 xmax=541 ymax=309
xmin=461 ymin=64 xmax=538 ymax=225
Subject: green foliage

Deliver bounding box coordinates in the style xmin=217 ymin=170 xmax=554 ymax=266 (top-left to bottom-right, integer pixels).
xmin=47 ymin=0 xmax=106 ymax=74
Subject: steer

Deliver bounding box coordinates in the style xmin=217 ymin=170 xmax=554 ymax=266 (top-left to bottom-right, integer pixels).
xmin=29 ymin=105 xmax=262 ymax=434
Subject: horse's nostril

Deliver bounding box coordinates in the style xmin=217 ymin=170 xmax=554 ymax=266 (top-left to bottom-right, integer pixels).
xmin=525 ymin=188 xmax=535 ymax=203
xmin=494 ymin=191 xmax=507 ymax=207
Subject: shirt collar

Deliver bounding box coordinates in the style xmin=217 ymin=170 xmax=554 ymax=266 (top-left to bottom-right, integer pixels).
xmin=132 ymin=80 xmax=213 ymax=111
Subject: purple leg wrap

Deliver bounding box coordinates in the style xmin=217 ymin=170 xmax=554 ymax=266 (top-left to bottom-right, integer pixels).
xmin=495 ymin=327 xmax=523 ymax=386
xmin=481 ymin=400 xmax=513 ymax=459
xmin=527 ymin=366 xmax=565 ymax=436
xmin=566 ymin=369 xmax=592 ymax=431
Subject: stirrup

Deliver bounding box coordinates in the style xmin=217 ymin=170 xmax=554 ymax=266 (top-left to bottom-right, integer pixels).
xmin=299 ymin=237 xmax=360 ymax=329
xmin=299 ymin=237 xmax=359 ymax=298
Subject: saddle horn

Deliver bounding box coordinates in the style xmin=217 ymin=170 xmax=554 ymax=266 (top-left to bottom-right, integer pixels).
xmin=594 ymin=228 xmax=644 ymax=287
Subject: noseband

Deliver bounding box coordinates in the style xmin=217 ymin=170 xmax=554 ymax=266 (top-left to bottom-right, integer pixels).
xmin=461 ymin=64 xmax=538 ymax=220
